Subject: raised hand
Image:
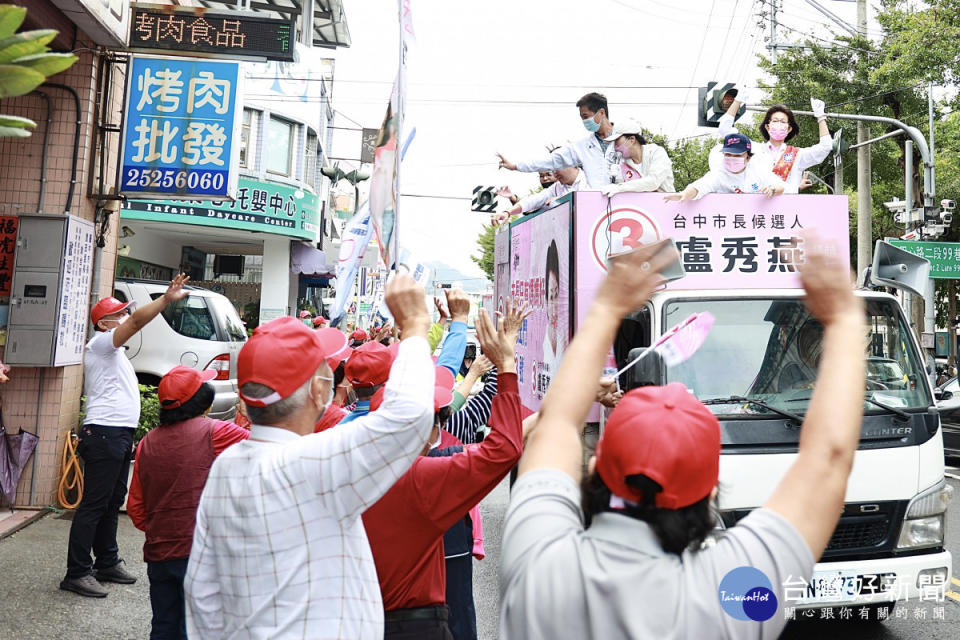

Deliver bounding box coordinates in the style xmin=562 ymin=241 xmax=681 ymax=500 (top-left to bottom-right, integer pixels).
xmin=799 ymin=237 xmax=862 ymax=327
xmin=434 ymin=297 xmax=450 ymax=323
xmin=500 ymin=297 xmax=531 ymax=345
xmin=445 ymin=288 xmax=471 ymax=323
xmin=163 ymin=274 xmax=190 ymax=303
xmin=811 ymin=97 xmax=826 ymax=120
xmin=596 ymin=240 xmax=678 ymax=318
xmin=497 ymin=153 xmax=517 ymax=171
xmin=468 ymin=354 xmax=494 ymax=377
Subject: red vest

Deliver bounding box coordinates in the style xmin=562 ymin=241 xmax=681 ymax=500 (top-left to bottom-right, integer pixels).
xmin=136 ymin=417 xmax=217 ymax=562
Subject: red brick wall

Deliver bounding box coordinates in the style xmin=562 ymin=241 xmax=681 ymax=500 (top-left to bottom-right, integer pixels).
xmin=0 ymin=20 xmax=126 ymax=506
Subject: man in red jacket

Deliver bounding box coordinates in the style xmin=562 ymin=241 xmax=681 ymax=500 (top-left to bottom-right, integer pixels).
xmin=127 ymin=366 xmax=249 ymax=639
xmin=362 ymin=300 xmax=528 ymax=639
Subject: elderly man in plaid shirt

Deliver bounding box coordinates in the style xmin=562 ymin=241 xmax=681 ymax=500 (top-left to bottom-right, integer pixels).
xmin=185 ymin=274 xmax=435 ymax=639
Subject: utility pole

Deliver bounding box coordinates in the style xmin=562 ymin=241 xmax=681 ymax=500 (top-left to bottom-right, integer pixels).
xmin=768 ymin=0 xmax=778 ymax=64
xmin=856 ymin=0 xmax=872 ymax=276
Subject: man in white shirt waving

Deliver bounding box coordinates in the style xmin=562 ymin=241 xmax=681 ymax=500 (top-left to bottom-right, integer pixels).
xmin=62 ymin=274 xmax=190 ymax=598
xmin=185 ymin=274 xmax=435 ymax=639
xmin=497 ymin=92 xmax=619 ymax=189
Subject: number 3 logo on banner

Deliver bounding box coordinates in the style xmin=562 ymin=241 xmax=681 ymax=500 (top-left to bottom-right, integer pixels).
xmin=591 ymin=207 xmax=663 ymax=271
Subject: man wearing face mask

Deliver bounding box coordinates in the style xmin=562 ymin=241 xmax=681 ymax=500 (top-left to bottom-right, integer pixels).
xmin=184 ymin=275 xmax=436 ymax=639
xmin=361 ymin=300 xmax=528 ymax=640
xmin=598 ymin=117 xmax=676 ymax=195
xmin=664 ymin=133 xmax=787 ymax=202
xmin=711 ymin=90 xmax=832 ymax=192
xmin=497 ymin=92 xmax=619 ymax=189
xmin=501 ymin=163 xmax=586 ymax=219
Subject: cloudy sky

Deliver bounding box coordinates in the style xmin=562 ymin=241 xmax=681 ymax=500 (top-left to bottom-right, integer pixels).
xmin=328 ymin=0 xmax=876 ymax=282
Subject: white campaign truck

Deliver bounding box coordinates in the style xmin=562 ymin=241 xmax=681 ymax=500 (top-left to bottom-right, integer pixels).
xmin=496 ymin=190 xmax=952 ymax=615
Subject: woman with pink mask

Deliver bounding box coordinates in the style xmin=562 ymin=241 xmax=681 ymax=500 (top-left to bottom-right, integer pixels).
xmin=664 ymin=132 xmax=787 ymax=202
xmin=715 ymin=92 xmax=832 ymax=193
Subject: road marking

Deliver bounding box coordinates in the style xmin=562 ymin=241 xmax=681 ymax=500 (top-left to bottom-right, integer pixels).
xmin=953 ymin=577 xmax=960 ymax=588
xmin=946 ymin=473 xmax=960 ymax=481
xmin=946 ymin=591 xmax=960 ymax=604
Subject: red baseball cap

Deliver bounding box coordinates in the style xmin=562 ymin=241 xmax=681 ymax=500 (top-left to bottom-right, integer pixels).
xmin=350 ymin=328 xmax=369 ymax=342
xmin=312 ymin=316 xmax=328 ymax=327
xmin=91 ymin=297 xmax=132 ymax=325
xmin=595 ymin=383 xmax=721 ymax=509
xmin=344 ymin=341 xmax=392 ymax=387
xmin=238 ymin=317 xmax=346 ymax=407
xmin=434 ymin=366 xmax=455 ymax=411
xmin=158 ymin=366 xmax=217 ymax=409
xmin=299 ymin=310 xmax=312 ymax=319
xmin=315 ymin=327 xmax=350 ymax=371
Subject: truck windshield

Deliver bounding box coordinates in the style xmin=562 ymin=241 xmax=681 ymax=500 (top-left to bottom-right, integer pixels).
xmin=663 ymin=298 xmax=930 ymax=417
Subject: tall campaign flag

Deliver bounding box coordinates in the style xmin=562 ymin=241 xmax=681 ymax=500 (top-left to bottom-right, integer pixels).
xmin=368 ymin=1 xmax=414 ymax=271
xmin=330 ymin=203 xmax=374 ymax=328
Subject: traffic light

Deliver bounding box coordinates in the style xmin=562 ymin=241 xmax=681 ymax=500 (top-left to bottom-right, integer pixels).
xmin=472 ymin=185 xmax=497 ymax=212
xmin=321 ymin=164 xmax=347 ymax=183
xmin=697 ymin=82 xmax=746 ymax=128
xmin=345 ymin=168 xmax=371 ymax=185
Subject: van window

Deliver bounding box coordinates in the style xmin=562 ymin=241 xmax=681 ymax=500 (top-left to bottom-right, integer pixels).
xmin=663 ymin=298 xmax=929 ymax=416
xmin=113 ymin=290 xmax=127 ymax=303
xmin=207 ymin=295 xmax=247 ymax=342
xmin=151 ymin=294 xmax=218 ymax=341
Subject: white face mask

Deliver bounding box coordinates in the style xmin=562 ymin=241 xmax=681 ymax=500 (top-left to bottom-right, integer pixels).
xmin=317 ymin=375 xmax=335 ymax=413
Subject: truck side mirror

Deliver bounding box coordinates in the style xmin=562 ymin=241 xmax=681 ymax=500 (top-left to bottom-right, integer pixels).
xmin=622 ymin=347 xmax=665 ymax=391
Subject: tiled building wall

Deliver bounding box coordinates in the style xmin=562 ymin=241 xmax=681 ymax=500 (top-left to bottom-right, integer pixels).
xmin=0 ymin=22 xmax=126 ymax=507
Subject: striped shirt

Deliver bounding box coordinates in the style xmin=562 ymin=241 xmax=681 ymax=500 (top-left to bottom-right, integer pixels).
xmin=184 ymin=337 xmax=434 ymax=639
xmin=446 ymin=370 xmax=498 ymax=444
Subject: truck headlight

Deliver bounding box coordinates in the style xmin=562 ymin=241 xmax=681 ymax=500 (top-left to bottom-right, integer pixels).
xmin=897 ymin=515 xmax=944 ymax=549
xmin=897 ymin=481 xmax=952 ymax=549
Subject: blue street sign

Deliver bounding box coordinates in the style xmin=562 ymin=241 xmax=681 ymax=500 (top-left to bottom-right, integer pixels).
xmin=120 ymin=55 xmax=241 ymax=199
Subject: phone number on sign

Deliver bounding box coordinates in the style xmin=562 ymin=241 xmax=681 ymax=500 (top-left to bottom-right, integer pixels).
xmin=123 ymin=167 xmax=227 ymax=193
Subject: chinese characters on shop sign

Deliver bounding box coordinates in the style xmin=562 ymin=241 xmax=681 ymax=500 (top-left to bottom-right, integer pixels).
xmin=121 ymin=56 xmax=240 ymax=199
xmin=129 ymin=7 xmax=294 ymax=61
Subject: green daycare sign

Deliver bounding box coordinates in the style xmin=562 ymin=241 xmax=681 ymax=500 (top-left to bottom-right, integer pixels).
xmin=889 ymin=241 xmax=960 ymax=279
xmin=121 ymin=177 xmax=320 ymax=240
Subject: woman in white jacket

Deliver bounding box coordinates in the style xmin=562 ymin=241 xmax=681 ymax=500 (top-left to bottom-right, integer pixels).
xmin=600 ymin=118 xmax=676 ymax=195
xmin=713 ymin=91 xmax=832 ymax=193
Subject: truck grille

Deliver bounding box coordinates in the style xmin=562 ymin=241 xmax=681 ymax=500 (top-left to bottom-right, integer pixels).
xmin=826 ymin=517 xmax=890 ymax=551
xmin=720 ymin=501 xmax=906 ymax=558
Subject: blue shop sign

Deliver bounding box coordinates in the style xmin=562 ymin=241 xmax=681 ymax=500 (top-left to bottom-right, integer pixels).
xmin=120 ymin=55 xmax=241 ymax=199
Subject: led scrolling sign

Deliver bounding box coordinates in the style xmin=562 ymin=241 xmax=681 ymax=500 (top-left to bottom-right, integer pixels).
xmin=129 ymin=6 xmax=295 ymax=61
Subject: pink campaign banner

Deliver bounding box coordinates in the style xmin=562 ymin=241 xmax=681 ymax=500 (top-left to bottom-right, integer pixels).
xmin=508 ymin=200 xmax=572 ymax=413
xmin=573 ymin=192 xmax=850 ymax=330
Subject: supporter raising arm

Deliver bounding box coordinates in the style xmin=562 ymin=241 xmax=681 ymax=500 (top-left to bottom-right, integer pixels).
xmin=715 ymin=89 xmax=832 ymax=192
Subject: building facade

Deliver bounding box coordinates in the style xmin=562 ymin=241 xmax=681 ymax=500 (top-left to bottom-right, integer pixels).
xmin=0 ymin=0 xmax=349 ymax=507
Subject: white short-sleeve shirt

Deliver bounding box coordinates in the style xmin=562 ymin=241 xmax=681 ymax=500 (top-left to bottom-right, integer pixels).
xmin=83 ymin=329 xmax=140 ymax=427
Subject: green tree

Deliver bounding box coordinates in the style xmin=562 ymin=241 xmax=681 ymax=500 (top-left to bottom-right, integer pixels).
xmin=752 ymin=0 xmax=959 ymax=326
xmin=0 ymin=4 xmax=77 ymax=137
xmin=472 ymin=222 xmax=496 ymax=280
